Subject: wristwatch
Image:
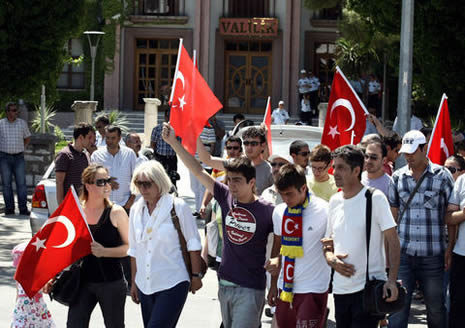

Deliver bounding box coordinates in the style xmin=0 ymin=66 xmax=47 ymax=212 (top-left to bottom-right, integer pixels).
xmin=192 ymin=272 xmax=204 ymax=279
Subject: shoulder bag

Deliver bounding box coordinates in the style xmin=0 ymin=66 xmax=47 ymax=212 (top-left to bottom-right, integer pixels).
xmin=362 ymin=188 xmax=407 ymax=316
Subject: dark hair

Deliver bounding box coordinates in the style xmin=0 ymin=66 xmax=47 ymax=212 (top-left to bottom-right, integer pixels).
xmin=105 ymin=125 xmax=122 ymax=136
xmin=275 ymin=164 xmax=307 ymax=191
xmin=73 ymin=123 xmax=94 ymax=140
xmin=332 ymin=145 xmax=364 ymax=180
xmin=124 ymin=132 xmax=139 ymax=143
xmin=289 ymin=140 xmax=309 ymax=155
xmin=95 ymin=114 xmax=110 ymax=126
xmin=366 ymin=140 xmax=387 ymax=158
xmin=226 ymin=135 xmax=242 ymax=150
xmin=233 ymin=113 xmax=245 ymax=122
xmin=382 ymin=133 xmax=402 ymax=150
xmin=5 ymin=102 xmax=16 ymax=112
xmin=447 ymin=154 xmax=465 ymax=171
xmin=242 ymin=126 xmax=266 ymax=143
xmin=224 ymin=157 xmax=256 ymax=183
xmin=309 ymin=144 xmax=331 ymax=164
xmin=418 ymin=143 xmax=427 ymax=151
xmin=455 ymin=140 xmax=465 ymax=153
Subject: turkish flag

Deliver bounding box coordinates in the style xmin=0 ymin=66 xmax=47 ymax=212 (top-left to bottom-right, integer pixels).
xmin=14 ymin=187 xmax=93 ymax=298
xmin=321 ymin=67 xmax=368 ymax=150
xmin=427 ymin=94 xmax=453 ymax=165
xmin=263 ymin=96 xmax=272 ymax=155
xmin=169 ymin=41 xmax=223 ymax=154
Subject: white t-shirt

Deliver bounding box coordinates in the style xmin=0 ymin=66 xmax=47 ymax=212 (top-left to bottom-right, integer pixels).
xmin=273 ymin=196 xmax=331 ymax=293
xmin=301 ymin=99 xmax=311 ymax=113
xmin=271 ymin=108 xmax=290 ymax=125
xmin=449 ymin=174 xmax=465 ymax=256
xmin=326 ymin=187 xmax=396 ymax=294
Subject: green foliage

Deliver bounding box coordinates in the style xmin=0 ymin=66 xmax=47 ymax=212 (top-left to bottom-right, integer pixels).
xmin=54 ymin=126 xmax=66 ymax=141
xmin=102 ymin=110 xmax=130 ymax=133
xmin=31 ymin=104 xmax=57 ymax=134
xmin=55 ymin=140 xmax=69 ymax=154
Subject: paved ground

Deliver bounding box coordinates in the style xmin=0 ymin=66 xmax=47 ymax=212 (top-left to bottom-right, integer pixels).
xmin=0 ymin=162 xmax=428 ymax=327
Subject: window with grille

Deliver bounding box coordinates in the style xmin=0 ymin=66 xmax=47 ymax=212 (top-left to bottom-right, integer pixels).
xmin=57 ymin=39 xmax=85 ymax=90
xmin=141 ymin=0 xmax=176 ymax=15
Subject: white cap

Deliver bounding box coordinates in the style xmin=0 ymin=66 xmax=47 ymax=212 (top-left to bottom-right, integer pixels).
xmin=399 ymin=130 xmax=427 ymax=154
xmin=278 ymin=100 xmax=284 ymax=105
xmin=300 ymin=69 xmax=306 ymax=74
xmin=268 ymin=153 xmax=294 ymax=164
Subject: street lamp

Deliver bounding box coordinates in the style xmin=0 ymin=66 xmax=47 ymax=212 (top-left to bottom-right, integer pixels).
xmin=84 ymin=31 xmax=105 ymax=101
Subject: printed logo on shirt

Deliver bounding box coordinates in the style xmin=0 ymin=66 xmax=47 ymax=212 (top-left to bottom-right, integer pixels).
xmin=225 ymin=207 xmax=256 ymax=245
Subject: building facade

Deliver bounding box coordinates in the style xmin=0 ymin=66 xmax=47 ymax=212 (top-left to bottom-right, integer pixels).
xmin=103 ymin=0 xmax=340 ymax=116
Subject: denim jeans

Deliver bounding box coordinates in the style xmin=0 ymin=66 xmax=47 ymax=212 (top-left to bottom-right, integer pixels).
xmin=388 ymin=253 xmax=445 ymax=328
xmin=0 ymin=152 xmax=27 ymax=212
xmin=449 ymin=253 xmax=465 ymax=328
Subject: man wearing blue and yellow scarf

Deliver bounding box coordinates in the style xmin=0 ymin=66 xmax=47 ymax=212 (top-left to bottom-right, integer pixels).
xmin=266 ymin=164 xmax=331 ymax=328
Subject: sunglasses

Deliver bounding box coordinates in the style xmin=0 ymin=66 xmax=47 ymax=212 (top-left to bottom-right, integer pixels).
xmin=95 ymin=178 xmax=112 ymax=187
xmin=226 ymin=146 xmax=240 ymax=150
xmin=243 ymin=141 xmax=260 ymax=147
xmin=446 ymin=166 xmax=462 ymax=174
xmin=271 ymin=162 xmax=287 ymax=167
xmin=297 ymin=151 xmax=310 ymax=157
xmin=364 ymin=154 xmax=379 ymax=161
xmin=135 ymin=180 xmax=153 ymax=189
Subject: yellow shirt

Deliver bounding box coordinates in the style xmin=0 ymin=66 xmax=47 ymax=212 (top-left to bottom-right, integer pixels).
xmin=307 ymin=174 xmax=338 ymax=202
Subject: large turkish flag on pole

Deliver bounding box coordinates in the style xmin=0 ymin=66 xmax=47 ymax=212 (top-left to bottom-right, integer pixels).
xmin=14 ymin=187 xmax=93 ymax=298
xmin=427 ymin=94 xmax=453 ymax=165
xmin=321 ymin=67 xmax=368 ymax=150
xmin=169 ymin=39 xmax=223 ymax=154
xmin=263 ymin=96 xmax=272 ymax=155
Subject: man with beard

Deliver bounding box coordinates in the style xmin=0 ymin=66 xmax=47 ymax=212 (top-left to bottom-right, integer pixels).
xmin=361 ymin=140 xmax=392 ymax=197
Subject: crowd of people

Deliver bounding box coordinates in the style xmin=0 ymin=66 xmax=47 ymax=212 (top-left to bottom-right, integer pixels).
xmin=5 ymin=99 xmax=465 ymax=328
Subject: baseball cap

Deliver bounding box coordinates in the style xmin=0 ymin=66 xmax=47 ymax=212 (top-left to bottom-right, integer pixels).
xmin=300 ymin=69 xmax=306 ymax=74
xmin=278 ymin=100 xmax=284 ymax=105
xmin=269 ymin=153 xmax=294 ymax=164
xmin=399 ymin=130 xmax=427 ymax=154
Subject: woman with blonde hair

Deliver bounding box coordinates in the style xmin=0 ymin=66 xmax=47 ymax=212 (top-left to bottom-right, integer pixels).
xmin=128 ymin=160 xmax=203 ymax=328
xmin=67 ymin=163 xmax=129 ymax=327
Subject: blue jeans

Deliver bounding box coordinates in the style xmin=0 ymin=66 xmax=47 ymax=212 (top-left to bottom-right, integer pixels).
xmin=138 ymin=281 xmax=189 ymax=328
xmin=0 ymin=152 xmax=27 ymax=212
xmin=388 ymin=254 xmax=445 ymax=328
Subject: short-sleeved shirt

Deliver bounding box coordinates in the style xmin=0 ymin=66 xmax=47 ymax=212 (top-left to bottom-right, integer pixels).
xmin=271 ymin=109 xmax=290 ymax=125
xmin=151 ymin=125 xmax=177 ymax=156
xmin=297 ymin=78 xmax=311 ymax=94
xmin=91 ymin=146 xmax=137 ymax=206
xmin=361 ymin=171 xmax=392 ymax=197
xmin=307 ymin=175 xmax=338 ymax=202
xmin=447 ymin=174 xmax=465 ymax=256
xmin=55 ymin=143 xmax=90 ymax=195
xmin=214 ymin=181 xmax=274 ymax=290
xmin=388 ymin=162 xmax=454 ymax=256
xmin=0 ymin=118 xmax=31 ymax=154
xmin=326 ymin=187 xmax=396 ymax=294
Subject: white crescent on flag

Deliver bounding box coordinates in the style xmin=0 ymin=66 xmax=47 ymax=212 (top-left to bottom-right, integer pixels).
xmin=330 ymin=98 xmax=356 ymax=131
xmin=41 ymin=215 xmax=76 ymax=248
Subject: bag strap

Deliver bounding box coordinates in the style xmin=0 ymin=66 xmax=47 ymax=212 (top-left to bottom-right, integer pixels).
xmin=398 ymin=172 xmax=427 ymax=222
xmin=170 ymin=200 xmax=192 ymax=279
xmin=365 ymin=188 xmax=374 ymax=283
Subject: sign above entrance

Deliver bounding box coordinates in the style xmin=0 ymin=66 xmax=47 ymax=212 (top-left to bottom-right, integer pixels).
xmin=219 ymin=18 xmax=278 ymax=37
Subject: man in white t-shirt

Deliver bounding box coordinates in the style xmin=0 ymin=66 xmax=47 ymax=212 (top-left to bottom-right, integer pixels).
xmin=323 ymin=145 xmax=400 ymax=327
xmin=271 ymin=100 xmax=290 ymax=125
xmin=266 ymin=164 xmax=330 ymax=328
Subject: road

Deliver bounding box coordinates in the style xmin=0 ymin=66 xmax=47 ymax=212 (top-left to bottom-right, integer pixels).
xmin=0 ymin=161 xmax=427 ymax=327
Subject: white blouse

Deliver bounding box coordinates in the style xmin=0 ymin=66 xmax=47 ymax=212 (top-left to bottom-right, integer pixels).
xmin=127 ymin=194 xmax=202 ymax=295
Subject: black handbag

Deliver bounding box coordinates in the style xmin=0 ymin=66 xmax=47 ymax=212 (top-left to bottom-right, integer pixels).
xmin=362 ymin=188 xmax=407 ymax=316
xmin=50 ymin=259 xmax=83 ymax=306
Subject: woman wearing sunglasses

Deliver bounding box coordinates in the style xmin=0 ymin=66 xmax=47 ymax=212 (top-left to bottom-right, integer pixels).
xmin=67 ymin=163 xmax=129 ymax=327
xmin=128 ymin=160 xmax=203 ymax=328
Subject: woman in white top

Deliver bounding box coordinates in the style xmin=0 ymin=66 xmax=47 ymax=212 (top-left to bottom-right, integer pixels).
xmin=128 ymin=161 xmax=203 ymax=328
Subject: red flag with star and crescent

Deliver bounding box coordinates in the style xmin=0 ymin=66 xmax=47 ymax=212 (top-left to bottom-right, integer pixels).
xmin=321 ymin=67 xmax=368 ymax=150
xmin=169 ymin=40 xmax=223 ymax=154
xmin=14 ymin=187 xmax=93 ymax=298
xmin=427 ymin=94 xmax=453 ymax=165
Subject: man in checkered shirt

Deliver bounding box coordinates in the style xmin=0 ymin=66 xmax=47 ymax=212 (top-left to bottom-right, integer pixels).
xmin=0 ymin=103 xmax=31 ymax=215
xmin=388 ymin=130 xmax=454 ymax=328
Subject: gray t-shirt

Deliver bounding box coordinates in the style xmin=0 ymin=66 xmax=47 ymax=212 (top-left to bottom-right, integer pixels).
xmin=361 ymin=171 xmax=392 ymax=197
xmin=255 ymin=160 xmax=273 ymax=195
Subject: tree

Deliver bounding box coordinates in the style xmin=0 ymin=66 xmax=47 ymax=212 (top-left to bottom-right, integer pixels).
xmin=0 ymin=0 xmax=86 ymax=103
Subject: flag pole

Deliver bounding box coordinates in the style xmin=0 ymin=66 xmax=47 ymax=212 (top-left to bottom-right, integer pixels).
xmin=70 ymin=186 xmax=94 ymax=241
xmin=335 ymin=66 xmax=369 ymax=115
xmin=193 ymin=49 xmax=197 ymax=68
xmin=263 ymin=96 xmax=271 ymax=123
xmin=427 ymin=93 xmax=447 ymax=156
xmin=169 ymin=38 xmax=184 ymax=104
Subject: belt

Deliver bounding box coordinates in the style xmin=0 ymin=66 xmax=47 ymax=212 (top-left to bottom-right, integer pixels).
xmin=0 ymin=151 xmax=23 ymax=156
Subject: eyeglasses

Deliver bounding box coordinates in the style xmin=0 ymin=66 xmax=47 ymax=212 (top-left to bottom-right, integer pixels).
xmin=311 ymin=164 xmax=329 ymax=172
xmin=297 ymin=151 xmax=310 ymax=157
xmin=95 ymin=178 xmax=112 ymax=187
xmin=271 ymin=162 xmax=287 ymax=167
xmin=243 ymin=141 xmax=260 ymax=147
xmin=446 ymin=166 xmax=462 ymax=174
xmin=364 ymin=154 xmax=379 ymax=161
xmin=226 ymin=146 xmax=240 ymax=150
xmin=135 ymin=180 xmax=153 ymax=189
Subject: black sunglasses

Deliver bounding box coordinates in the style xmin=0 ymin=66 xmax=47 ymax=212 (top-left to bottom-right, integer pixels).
xmin=135 ymin=180 xmax=153 ymax=189
xmin=243 ymin=141 xmax=260 ymax=147
xmin=271 ymin=162 xmax=287 ymax=167
xmin=95 ymin=178 xmax=112 ymax=187
xmin=226 ymin=146 xmax=240 ymax=150
xmin=446 ymin=166 xmax=462 ymax=174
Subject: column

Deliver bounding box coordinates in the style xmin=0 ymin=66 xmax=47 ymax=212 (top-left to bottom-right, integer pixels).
xmin=71 ymin=101 xmax=98 ymax=125
xmin=143 ymin=98 xmax=161 ymax=147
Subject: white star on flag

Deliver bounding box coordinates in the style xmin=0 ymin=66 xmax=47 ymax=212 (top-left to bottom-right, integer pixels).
xmin=178 ymin=95 xmax=186 ymax=111
xmin=328 ymin=125 xmax=340 ymax=139
xmin=31 ymin=237 xmax=46 ymax=252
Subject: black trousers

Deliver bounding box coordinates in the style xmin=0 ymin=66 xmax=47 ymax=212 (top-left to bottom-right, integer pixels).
xmin=155 ymin=154 xmax=178 ymax=185
xmin=449 ymin=253 xmax=465 ymax=328
xmin=334 ymin=290 xmax=383 ymax=328
xmin=67 ymin=279 xmax=127 ymax=328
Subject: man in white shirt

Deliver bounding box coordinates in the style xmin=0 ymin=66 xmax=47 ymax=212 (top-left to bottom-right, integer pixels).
xmin=91 ymin=125 xmax=137 ymax=212
xmin=125 ymin=132 xmax=148 ymax=168
xmin=323 ymin=145 xmax=400 ymax=327
xmin=271 ymin=100 xmax=290 ymax=125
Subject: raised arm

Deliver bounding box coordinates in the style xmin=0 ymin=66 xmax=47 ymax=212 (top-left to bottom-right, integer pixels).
xmin=196 ymin=138 xmax=226 ymax=170
xmin=162 ymin=123 xmax=216 ymax=194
